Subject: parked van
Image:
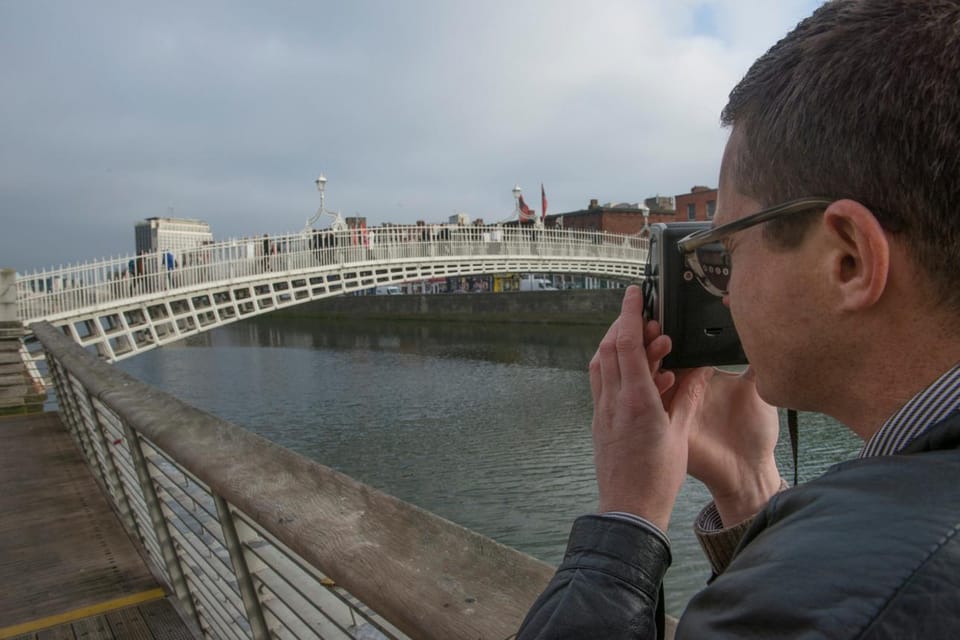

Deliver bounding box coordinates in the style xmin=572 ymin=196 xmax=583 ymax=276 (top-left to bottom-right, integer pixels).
xmin=518 ymin=276 xmax=558 ymax=292
xmin=375 ymin=285 xmax=402 ymax=295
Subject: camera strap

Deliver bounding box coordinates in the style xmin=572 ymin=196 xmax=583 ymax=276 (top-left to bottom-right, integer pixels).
xmin=656 ymin=582 xmax=666 ymax=640
xmin=787 ymin=408 xmax=799 ymax=485
xmin=641 ymin=234 xmax=658 ymax=320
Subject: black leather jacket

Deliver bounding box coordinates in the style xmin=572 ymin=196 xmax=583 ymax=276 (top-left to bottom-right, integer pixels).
xmin=517 ymin=411 xmax=960 ymax=639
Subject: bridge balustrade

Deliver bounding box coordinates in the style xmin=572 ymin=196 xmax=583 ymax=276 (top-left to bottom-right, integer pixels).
xmin=32 ymin=320 xmax=557 ymax=640
xmin=16 ymin=226 xmax=649 ymax=325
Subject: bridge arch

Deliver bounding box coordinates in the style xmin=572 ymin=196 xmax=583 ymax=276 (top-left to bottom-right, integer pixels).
xmin=15 ymin=225 xmax=648 ymax=361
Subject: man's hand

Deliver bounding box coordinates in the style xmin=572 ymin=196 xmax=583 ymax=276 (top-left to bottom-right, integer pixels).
xmin=590 ymin=285 xmax=712 ymax=531
xmin=680 ymin=367 xmax=782 ymax=526
xmin=590 ymin=285 xmax=783 ymax=531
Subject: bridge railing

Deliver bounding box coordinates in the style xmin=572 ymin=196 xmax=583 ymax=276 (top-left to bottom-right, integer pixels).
xmin=32 ymin=320 xmax=556 ymax=640
xmin=16 ymin=225 xmax=648 ymax=323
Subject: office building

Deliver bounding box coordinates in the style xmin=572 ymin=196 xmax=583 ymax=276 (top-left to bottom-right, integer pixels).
xmin=134 ymin=217 xmax=213 ymax=256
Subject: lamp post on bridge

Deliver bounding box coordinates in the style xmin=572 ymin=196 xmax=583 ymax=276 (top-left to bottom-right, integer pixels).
xmin=304 ymin=173 xmax=347 ymax=233
xmin=316 ymin=173 xmax=327 ymax=213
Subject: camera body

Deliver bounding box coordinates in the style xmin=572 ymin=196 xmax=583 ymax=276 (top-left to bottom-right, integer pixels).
xmin=643 ymin=222 xmax=747 ymax=369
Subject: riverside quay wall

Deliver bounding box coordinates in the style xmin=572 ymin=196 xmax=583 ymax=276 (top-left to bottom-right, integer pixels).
xmin=280 ymin=289 xmax=628 ymax=325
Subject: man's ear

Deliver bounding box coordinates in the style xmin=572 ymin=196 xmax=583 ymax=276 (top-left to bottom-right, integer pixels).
xmin=821 ymin=199 xmax=890 ymax=311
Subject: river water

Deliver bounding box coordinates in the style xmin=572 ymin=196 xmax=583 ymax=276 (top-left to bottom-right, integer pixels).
xmin=117 ymin=314 xmax=862 ymax=616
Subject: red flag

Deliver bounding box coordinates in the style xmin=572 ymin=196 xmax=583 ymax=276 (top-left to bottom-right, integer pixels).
xmin=519 ymin=194 xmax=534 ymax=221
xmin=541 ymin=184 xmax=548 ymax=221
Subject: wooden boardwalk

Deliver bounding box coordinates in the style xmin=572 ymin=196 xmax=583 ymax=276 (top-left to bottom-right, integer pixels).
xmin=0 ymin=412 xmax=194 ymax=639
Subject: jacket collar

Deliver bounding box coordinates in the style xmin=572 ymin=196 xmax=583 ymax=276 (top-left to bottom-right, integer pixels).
xmin=900 ymin=409 xmax=960 ymax=455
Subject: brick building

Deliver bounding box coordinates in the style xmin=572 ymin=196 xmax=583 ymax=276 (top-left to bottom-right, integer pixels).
xmin=674 ymin=185 xmax=718 ymax=221
xmin=539 ymin=197 xmax=679 ymax=235
xmin=499 ymin=188 xmax=718 ymax=234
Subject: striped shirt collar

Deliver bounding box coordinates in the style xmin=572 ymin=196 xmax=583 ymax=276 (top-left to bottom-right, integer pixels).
xmin=860 ymin=362 xmax=960 ymax=458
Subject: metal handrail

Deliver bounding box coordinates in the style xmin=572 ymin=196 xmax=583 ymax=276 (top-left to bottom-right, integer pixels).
xmin=33 ymin=320 xmax=555 ymax=639
xmin=16 ymin=226 xmax=648 ymax=325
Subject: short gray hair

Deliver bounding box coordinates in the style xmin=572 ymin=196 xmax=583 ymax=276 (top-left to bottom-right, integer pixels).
xmin=723 ymin=0 xmax=960 ymax=307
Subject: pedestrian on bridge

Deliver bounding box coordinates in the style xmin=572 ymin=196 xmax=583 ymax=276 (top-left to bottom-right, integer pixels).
xmin=163 ymin=249 xmax=175 ymax=289
xmin=519 ymin=1 xmax=960 ymax=638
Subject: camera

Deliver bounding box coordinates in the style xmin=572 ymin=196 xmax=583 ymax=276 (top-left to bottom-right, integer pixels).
xmin=642 ymin=222 xmax=747 ymax=369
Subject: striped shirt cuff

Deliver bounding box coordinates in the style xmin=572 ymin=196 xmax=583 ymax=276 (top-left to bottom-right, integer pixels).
xmin=693 ymin=503 xmax=755 ymax=577
xmin=693 ymin=478 xmax=790 ymax=577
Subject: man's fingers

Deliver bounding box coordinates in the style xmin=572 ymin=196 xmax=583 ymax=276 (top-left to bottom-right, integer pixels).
xmin=590 ymin=317 xmax=620 ymax=405
xmin=654 ymin=370 xmax=676 ymax=395
xmin=614 ymin=286 xmax=652 ymax=386
xmin=646 ymin=334 xmax=671 ymax=376
xmin=644 ymin=318 xmax=662 ymax=346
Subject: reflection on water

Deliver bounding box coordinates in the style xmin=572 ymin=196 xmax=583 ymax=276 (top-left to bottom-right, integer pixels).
xmin=118 ymin=315 xmax=862 ymax=615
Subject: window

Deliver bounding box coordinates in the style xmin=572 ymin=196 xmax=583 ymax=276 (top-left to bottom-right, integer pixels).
xmin=687 ymin=203 xmax=697 ymax=220
xmin=706 ymin=200 xmax=716 ymax=218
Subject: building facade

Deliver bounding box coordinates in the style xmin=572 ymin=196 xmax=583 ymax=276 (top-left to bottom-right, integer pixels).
xmin=134 ymin=217 xmax=213 ymax=257
xmin=541 ymin=198 xmax=679 ymax=235
xmin=674 ymin=185 xmax=718 ymax=222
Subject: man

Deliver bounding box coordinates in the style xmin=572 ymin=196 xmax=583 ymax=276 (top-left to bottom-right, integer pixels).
xmin=518 ymin=1 xmax=960 ymax=637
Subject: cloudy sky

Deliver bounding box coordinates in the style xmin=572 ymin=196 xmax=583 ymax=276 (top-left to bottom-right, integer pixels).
xmin=1 ymin=0 xmax=823 ymax=272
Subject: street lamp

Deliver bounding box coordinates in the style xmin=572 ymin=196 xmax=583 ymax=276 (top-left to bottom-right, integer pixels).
xmin=640 ymin=204 xmax=651 ymax=236
xmin=304 ymin=172 xmax=347 ymax=232
xmin=512 ymin=184 xmax=522 ymax=220
xmin=316 ymin=173 xmax=327 ymax=212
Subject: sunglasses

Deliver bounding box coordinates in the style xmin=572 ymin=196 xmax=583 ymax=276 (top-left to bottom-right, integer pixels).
xmin=676 ymin=197 xmax=834 ymax=297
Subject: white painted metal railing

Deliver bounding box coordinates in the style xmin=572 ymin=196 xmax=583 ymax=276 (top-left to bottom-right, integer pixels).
xmin=17 ymin=226 xmax=646 ymax=323
xmin=34 ymin=320 xmax=556 ymax=640
xmin=14 ymin=225 xmax=648 ymax=362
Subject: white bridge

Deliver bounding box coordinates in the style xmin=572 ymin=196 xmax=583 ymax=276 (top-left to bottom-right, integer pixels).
xmin=12 ymin=225 xmax=648 ymax=362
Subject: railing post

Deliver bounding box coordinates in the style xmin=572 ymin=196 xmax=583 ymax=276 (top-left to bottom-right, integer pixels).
xmin=52 ymin=363 xmax=115 ymax=493
xmin=78 ymin=387 xmax=142 ymax=536
xmin=46 ymin=356 xmax=94 ymax=462
xmin=213 ymin=495 xmax=271 ymax=640
xmin=1 ymin=268 xmax=17 ymax=324
xmin=123 ymin=421 xmax=204 ymax=633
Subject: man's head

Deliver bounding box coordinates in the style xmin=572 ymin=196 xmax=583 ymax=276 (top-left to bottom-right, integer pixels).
xmin=721 ymin=0 xmax=960 ymax=310
xmin=709 ymin=0 xmax=960 ymax=429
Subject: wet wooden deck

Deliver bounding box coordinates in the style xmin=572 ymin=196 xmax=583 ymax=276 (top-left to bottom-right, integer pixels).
xmin=0 ymin=412 xmax=194 ymax=639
